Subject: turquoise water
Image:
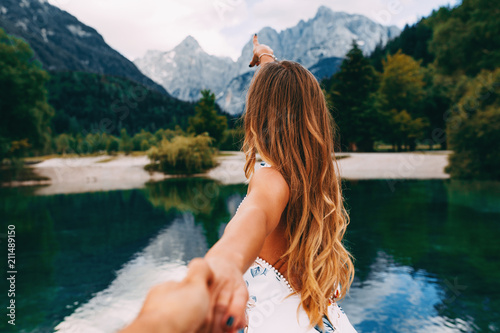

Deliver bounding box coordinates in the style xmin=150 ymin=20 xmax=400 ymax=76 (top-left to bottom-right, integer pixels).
xmin=0 ymin=178 xmax=499 ymax=332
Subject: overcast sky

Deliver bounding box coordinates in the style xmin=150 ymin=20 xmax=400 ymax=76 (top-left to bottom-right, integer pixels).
xmin=48 ymin=0 xmax=461 ymax=61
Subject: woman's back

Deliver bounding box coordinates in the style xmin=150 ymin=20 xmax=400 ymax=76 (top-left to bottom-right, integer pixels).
xmin=237 ymin=163 xmax=357 ymax=332
xmin=201 ymin=35 xmax=356 ymax=333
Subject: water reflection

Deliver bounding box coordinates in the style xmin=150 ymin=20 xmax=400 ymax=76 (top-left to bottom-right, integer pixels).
xmin=342 ymin=179 xmax=500 ymax=332
xmin=142 ymin=178 xmax=247 ymax=246
xmin=55 ymin=214 xmax=208 ymax=333
xmin=0 ymin=178 xmax=498 ymax=332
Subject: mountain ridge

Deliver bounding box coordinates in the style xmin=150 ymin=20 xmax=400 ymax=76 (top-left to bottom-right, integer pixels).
xmin=135 ymin=6 xmax=400 ymax=114
xmin=0 ymin=0 xmax=167 ymax=94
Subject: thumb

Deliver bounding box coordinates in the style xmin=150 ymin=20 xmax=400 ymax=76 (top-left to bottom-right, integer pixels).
xmin=249 ymin=53 xmax=260 ymax=67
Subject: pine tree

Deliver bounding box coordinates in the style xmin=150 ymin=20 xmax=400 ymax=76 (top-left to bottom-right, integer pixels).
xmin=188 ymin=90 xmax=227 ymax=145
xmin=327 ymin=41 xmax=379 ymax=151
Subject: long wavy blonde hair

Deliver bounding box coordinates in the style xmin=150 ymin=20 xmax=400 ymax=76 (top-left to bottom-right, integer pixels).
xmin=243 ymin=60 xmax=355 ymax=329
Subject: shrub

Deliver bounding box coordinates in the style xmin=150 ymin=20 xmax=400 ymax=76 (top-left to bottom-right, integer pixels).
xmin=106 ymin=137 xmax=120 ymax=155
xmin=147 ymin=134 xmax=216 ymax=175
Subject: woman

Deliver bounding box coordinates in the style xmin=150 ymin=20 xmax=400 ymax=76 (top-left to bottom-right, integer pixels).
xmin=204 ymin=34 xmax=357 ymax=333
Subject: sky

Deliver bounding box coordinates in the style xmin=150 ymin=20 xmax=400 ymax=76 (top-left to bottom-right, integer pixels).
xmin=47 ymin=0 xmax=461 ymax=62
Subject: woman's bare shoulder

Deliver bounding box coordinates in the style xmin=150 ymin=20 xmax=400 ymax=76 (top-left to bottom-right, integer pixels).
xmin=248 ymin=166 xmax=289 ymax=208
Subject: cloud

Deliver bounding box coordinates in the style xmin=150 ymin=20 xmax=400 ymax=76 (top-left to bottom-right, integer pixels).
xmin=48 ymin=0 xmax=460 ymax=61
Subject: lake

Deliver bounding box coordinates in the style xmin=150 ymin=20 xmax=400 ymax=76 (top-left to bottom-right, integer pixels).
xmin=1 ymin=178 xmax=499 ymax=333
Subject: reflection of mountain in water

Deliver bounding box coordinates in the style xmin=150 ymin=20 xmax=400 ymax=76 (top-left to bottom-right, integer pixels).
xmin=2 ymin=178 xmax=498 ymax=332
xmin=344 ymin=179 xmax=500 ymax=332
xmin=342 ymin=251 xmax=477 ymax=333
xmin=55 ymin=213 xmax=207 ymax=333
xmin=54 ymin=179 xmax=247 ymax=333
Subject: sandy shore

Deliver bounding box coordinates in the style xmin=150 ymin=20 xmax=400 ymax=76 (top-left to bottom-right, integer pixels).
xmin=336 ymin=151 xmax=451 ymax=180
xmin=2 ymin=151 xmax=451 ymax=195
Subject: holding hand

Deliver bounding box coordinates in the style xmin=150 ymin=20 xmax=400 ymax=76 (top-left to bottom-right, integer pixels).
xmin=205 ymin=256 xmax=249 ymax=333
xmin=249 ymin=34 xmax=275 ymax=67
xmin=120 ymin=258 xmax=215 ymax=333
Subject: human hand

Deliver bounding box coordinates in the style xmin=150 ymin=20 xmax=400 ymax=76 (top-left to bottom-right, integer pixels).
xmin=205 ymin=256 xmax=249 ymax=333
xmin=249 ymin=34 xmax=275 ymax=67
xmin=120 ymin=258 xmax=214 ymax=333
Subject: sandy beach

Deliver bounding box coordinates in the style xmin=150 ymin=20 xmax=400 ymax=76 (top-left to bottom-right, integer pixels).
xmin=3 ymin=151 xmax=451 ymax=195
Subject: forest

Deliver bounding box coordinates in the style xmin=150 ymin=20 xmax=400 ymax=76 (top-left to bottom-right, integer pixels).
xmin=0 ymin=0 xmax=498 ymax=179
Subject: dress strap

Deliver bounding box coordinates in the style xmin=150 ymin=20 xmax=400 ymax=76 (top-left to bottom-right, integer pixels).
xmin=272 ymin=256 xmax=287 ymax=272
xmin=260 ymin=161 xmax=272 ymax=168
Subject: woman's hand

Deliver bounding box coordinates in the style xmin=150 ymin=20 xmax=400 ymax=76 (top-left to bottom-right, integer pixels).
xmin=249 ymin=34 xmax=275 ymax=67
xmin=205 ymin=256 xmax=249 ymax=333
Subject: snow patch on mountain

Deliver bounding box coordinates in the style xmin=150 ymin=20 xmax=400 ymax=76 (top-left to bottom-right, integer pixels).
xmin=135 ymin=6 xmax=400 ymax=114
xmin=66 ymin=24 xmax=92 ymax=38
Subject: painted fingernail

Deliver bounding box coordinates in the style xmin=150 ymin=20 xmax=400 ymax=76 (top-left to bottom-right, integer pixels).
xmin=226 ymin=316 xmax=234 ymax=327
xmin=249 ymin=64 xmax=251 ymax=67
xmin=255 ymin=33 xmax=257 ymax=36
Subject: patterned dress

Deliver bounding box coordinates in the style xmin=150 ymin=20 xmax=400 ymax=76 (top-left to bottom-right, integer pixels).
xmin=237 ymin=162 xmax=358 ymax=333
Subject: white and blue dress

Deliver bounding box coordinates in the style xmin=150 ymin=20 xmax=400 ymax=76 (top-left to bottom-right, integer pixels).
xmin=237 ymin=162 xmax=357 ymax=333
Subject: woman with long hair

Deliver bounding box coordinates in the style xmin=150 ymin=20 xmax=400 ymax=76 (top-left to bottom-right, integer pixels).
xmin=203 ymin=34 xmax=356 ymax=333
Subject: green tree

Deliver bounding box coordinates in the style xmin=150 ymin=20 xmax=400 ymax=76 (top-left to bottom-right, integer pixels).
xmin=327 ymin=41 xmax=380 ymax=151
xmin=378 ymin=51 xmax=429 ymax=150
xmin=0 ymin=28 xmax=54 ymax=160
xmin=419 ymin=65 xmax=453 ymax=149
xmin=428 ymin=0 xmax=500 ymax=76
xmin=55 ymin=133 xmax=71 ymax=155
xmin=106 ymin=136 xmax=120 ymax=155
xmin=370 ymin=19 xmax=434 ymax=71
xmin=119 ymin=128 xmax=133 ymax=154
xmin=219 ymin=128 xmax=245 ymax=151
xmin=132 ymin=129 xmax=154 ymax=151
xmin=445 ymin=69 xmax=500 ymax=180
xmin=188 ymin=90 xmax=227 ymax=145
xmin=380 ymin=51 xmax=425 ymax=112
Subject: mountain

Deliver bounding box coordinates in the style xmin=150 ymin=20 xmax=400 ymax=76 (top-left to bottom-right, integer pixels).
xmin=0 ymin=0 xmax=167 ymax=94
xmin=135 ymin=6 xmax=400 ymax=114
xmin=134 ymin=36 xmax=236 ymax=101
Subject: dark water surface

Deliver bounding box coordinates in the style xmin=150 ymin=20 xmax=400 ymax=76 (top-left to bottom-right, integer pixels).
xmin=0 ymin=178 xmax=499 ymax=332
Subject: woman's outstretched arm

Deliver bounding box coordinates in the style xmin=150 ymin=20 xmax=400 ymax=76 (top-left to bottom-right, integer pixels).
xmin=205 ymin=166 xmax=289 ymax=332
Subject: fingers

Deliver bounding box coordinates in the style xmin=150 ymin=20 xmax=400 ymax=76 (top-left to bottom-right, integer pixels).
xmin=212 ymin=282 xmax=234 ymax=333
xmin=226 ymin=284 xmax=249 ymax=330
xmin=252 ymin=33 xmax=259 ymax=47
xmin=212 ymin=281 xmax=248 ymax=332
xmin=185 ymin=258 xmax=214 ymax=287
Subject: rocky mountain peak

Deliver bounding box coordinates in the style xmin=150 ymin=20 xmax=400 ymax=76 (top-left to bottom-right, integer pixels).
xmin=135 ymin=6 xmax=401 ymax=114
xmin=175 ymin=35 xmax=201 ymax=52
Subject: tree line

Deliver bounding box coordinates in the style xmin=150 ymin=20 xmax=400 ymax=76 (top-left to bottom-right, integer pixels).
xmin=324 ymin=0 xmax=499 ymax=180
xmin=1 ymin=0 xmax=498 ymax=180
